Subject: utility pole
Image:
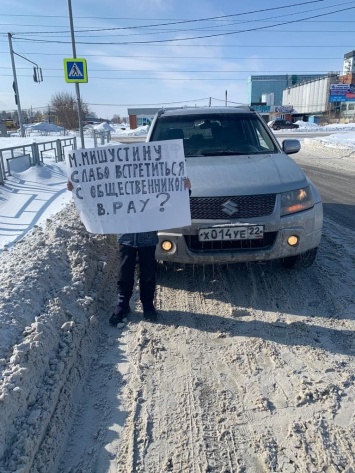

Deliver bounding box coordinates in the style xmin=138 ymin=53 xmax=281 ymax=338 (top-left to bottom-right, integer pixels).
xmin=68 ymin=0 xmax=85 ymax=148
xmin=8 ymin=33 xmax=43 ymax=136
xmin=8 ymin=33 xmax=24 ymax=137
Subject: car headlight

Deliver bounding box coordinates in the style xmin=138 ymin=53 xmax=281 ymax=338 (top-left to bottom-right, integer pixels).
xmin=280 ymin=186 xmax=314 ymax=216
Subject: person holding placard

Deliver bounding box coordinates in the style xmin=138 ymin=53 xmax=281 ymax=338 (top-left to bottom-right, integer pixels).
xmin=67 ymin=177 xmax=191 ymax=326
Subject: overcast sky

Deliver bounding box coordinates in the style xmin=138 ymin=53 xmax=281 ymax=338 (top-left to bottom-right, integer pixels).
xmin=1 ymin=0 xmax=355 ymax=120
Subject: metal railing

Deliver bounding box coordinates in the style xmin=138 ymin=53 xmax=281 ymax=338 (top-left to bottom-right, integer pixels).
xmin=91 ymin=130 xmax=111 ymax=147
xmin=0 ymin=137 xmax=77 ymax=184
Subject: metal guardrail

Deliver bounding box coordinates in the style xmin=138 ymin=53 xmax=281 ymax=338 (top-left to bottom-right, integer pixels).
xmin=0 ymin=137 xmax=77 ymax=184
xmin=92 ymin=130 xmax=111 ymax=147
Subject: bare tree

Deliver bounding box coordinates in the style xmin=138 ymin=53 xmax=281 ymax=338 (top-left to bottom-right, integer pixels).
xmin=33 ymin=110 xmax=43 ymax=123
xmin=48 ymin=92 xmax=90 ymax=129
xmin=111 ymin=114 xmax=121 ymax=124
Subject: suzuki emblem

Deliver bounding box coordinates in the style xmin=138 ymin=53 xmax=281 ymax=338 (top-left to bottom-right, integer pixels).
xmin=221 ymin=200 xmax=239 ymax=216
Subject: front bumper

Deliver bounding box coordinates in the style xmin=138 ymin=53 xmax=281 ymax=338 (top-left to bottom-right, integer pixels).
xmin=156 ymin=202 xmax=323 ymax=265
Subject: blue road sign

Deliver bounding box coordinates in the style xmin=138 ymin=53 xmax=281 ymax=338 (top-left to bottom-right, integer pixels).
xmin=64 ymin=58 xmax=88 ymax=83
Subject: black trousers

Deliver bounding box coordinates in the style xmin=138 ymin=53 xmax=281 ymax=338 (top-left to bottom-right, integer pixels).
xmin=115 ymin=244 xmax=156 ymax=313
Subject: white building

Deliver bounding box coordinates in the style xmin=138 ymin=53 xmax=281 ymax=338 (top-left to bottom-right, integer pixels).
xmin=343 ymin=50 xmax=355 ymax=75
xmin=282 ymin=73 xmax=338 ymax=116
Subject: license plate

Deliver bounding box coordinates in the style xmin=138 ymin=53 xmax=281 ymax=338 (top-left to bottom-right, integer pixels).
xmin=198 ymin=225 xmax=264 ymax=241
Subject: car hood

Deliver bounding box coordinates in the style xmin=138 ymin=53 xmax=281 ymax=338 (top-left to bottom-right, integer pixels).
xmin=186 ymin=153 xmax=308 ymax=197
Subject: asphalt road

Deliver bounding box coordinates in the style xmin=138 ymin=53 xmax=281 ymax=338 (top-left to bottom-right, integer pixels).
xmin=283 ymin=135 xmax=355 ymax=234
xmin=300 ymin=163 xmax=354 ymax=231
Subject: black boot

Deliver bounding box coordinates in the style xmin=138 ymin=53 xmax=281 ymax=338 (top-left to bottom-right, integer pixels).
xmin=143 ymin=305 xmax=158 ymax=321
xmin=109 ymin=306 xmax=131 ymax=326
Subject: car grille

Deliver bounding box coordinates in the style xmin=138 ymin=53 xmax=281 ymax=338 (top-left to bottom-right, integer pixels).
xmin=190 ymin=194 xmax=276 ymax=219
xmin=185 ymin=232 xmax=277 ymax=252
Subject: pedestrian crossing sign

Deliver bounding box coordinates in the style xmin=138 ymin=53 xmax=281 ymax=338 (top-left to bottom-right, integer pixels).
xmin=64 ymin=58 xmax=88 ymax=83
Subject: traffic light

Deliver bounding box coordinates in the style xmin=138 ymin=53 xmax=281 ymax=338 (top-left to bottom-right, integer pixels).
xmin=33 ymin=67 xmax=43 ymax=83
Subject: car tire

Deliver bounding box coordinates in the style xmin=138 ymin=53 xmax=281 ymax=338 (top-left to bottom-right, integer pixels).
xmin=273 ymin=126 xmax=280 ymax=130
xmin=281 ymin=247 xmax=318 ymax=269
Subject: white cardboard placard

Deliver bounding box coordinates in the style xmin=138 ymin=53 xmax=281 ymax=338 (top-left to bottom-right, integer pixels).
xmin=65 ymin=139 xmax=191 ymax=234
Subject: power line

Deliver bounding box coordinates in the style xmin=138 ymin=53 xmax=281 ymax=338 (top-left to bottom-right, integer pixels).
xmin=88 ymin=98 xmax=212 ymax=107
xmin=0 ymin=98 xmax=213 ymax=112
xmin=0 ymin=38 xmax=353 ymax=48
xmin=9 ymin=1 xmax=346 ymax=36
xmin=0 ymin=52 xmax=346 ymax=59
xmin=1 ymin=20 xmax=355 ymax=30
xmin=12 ymin=29 xmax=355 ymax=38
xmin=1 ymin=98 xmax=344 ymax=112
xmin=10 ymin=5 xmax=355 ymax=45
xmin=0 ymin=1 xmax=328 ymax=26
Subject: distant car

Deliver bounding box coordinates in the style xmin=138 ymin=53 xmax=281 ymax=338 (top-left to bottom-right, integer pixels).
xmin=268 ymin=119 xmax=299 ymax=130
xmin=147 ymin=106 xmax=323 ymax=269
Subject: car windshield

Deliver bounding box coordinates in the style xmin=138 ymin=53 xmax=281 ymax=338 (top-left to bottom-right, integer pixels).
xmin=150 ymin=113 xmax=278 ymax=157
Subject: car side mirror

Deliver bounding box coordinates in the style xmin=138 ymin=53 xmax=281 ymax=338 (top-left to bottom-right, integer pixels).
xmin=282 ymin=139 xmax=301 ymax=155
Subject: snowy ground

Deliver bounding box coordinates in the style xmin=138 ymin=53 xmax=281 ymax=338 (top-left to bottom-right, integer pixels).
xmin=0 ymin=122 xmax=355 ymax=472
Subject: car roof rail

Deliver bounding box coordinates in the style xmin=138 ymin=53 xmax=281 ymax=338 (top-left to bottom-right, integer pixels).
xmin=235 ymin=104 xmax=254 ymax=111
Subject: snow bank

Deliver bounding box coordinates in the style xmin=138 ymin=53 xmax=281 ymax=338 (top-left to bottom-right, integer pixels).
xmin=112 ymin=124 xmax=149 ymax=137
xmin=26 ymin=122 xmax=64 ymax=133
xmin=305 ymin=132 xmax=355 ymax=150
xmin=93 ymin=122 xmax=116 ymax=132
xmin=0 ymin=203 xmax=118 ymax=472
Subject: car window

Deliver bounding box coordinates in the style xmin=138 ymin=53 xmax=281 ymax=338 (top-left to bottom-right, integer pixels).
xmin=151 ymin=113 xmax=278 ymax=157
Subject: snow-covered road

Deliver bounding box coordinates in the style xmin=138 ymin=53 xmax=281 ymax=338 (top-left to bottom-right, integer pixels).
xmin=0 ymin=140 xmax=354 ymax=472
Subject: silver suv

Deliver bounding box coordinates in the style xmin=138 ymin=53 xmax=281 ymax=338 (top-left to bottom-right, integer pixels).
xmin=147 ymin=107 xmax=323 ymax=269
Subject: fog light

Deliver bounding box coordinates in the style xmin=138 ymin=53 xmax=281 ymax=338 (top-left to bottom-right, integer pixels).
xmin=287 ymin=235 xmax=299 ymax=246
xmin=161 ymin=240 xmax=173 ymax=251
